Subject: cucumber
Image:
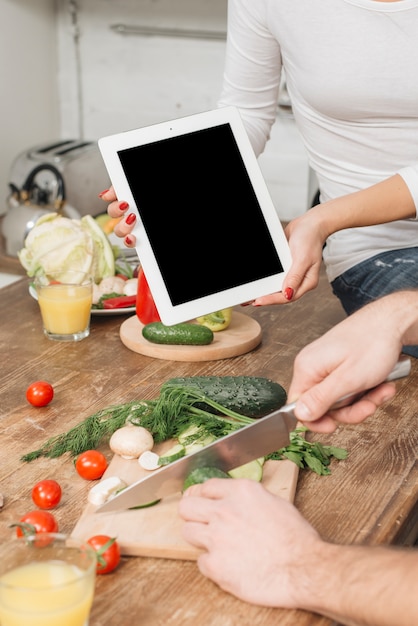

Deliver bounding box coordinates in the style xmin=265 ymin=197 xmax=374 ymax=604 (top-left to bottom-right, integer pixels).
xmin=158 ymin=443 xmax=186 ymax=466
xmin=183 ymin=467 xmax=230 ymax=491
xmin=228 ymin=459 xmax=263 ymax=481
xmin=142 ymin=322 xmax=214 ymax=345
xmin=184 ymin=435 xmax=216 ymax=455
xmin=161 ymin=376 xmax=287 ymax=418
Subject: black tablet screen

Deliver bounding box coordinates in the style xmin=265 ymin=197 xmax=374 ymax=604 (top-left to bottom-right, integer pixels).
xmin=118 ymin=123 xmax=283 ymax=306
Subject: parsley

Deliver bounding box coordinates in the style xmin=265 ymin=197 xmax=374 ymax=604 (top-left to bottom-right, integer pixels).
xmin=266 ymin=426 xmax=348 ymax=475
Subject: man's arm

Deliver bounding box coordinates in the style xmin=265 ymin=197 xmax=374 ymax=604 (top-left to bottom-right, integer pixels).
xmin=179 ymin=478 xmax=418 ymax=626
xmin=289 ymin=290 xmax=418 ymax=432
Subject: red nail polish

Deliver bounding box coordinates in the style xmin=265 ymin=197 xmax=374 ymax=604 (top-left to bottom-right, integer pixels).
xmin=98 ymin=189 xmax=109 ymax=198
xmin=125 ymin=236 xmax=133 ymax=246
xmin=126 ymin=213 xmax=136 ymax=225
xmin=284 ymin=287 xmax=294 ymax=301
xmin=119 ymin=201 xmax=129 ymax=211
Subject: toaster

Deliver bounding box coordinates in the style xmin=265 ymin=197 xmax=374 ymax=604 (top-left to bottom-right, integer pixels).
xmin=7 ymin=139 xmax=111 ymax=218
xmin=1 ymin=140 xmax=112 ymax=256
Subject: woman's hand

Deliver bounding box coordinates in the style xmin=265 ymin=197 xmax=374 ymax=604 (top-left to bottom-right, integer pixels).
xmin=99 ymin=186 xmax=137 ymax=248
xmin=252 ymin=211 xmax=327 ymax=306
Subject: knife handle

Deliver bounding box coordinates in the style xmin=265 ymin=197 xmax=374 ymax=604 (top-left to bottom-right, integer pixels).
xmin=329 ymin=355 xmax=411 ymax=410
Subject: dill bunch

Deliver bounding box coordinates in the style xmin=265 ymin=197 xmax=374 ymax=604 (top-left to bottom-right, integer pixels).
xmin=21 ymin=400 xmax=155 ymax=461
xmin=21 ymin=387 xmax=253 ymax=462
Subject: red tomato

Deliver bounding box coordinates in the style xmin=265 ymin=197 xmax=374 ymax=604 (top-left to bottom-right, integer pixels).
xmin=75 ymin=450 xmax=108 ymax=480
xmin=26 ymin=381 xmax=54 ymax=407
xmin=32 ymin=479 xmax=62 ymax=510
xmin=14 ymin=510 xmax=59 ymax=538
xmin=136 ymin=267 xmax=161 ymax=324
xmin=87 ymin=535 xmax=121 ymax=574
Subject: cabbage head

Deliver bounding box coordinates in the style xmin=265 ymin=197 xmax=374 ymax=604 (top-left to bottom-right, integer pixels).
xmin=18 ymin=212 xmax=115 ymax=283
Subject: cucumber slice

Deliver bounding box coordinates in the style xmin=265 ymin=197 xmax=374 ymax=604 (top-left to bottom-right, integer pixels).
xmin=228 ymin=459 xmax=263 ymax=481
xmin=158 ymin=443 xmax=186 ymax=466
xmin=178 ymin=425 xmax=203 ymax=445
xmin=184 ymin=435 xmax=216 ymax=455
xmin=183 ymin=467 xmax=230 ymax=491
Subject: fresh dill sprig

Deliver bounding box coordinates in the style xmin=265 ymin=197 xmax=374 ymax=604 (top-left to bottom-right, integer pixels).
xmin=21 ymin=400 xmax=155 ymax=461
xmin=21 ymin=388 xmax=253 ymax=462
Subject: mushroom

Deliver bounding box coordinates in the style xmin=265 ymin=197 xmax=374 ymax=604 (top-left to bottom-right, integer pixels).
xmin=109 ymin=425 xmax=154 ymax=460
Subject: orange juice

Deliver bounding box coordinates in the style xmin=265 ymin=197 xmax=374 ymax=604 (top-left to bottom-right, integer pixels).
xmin=0 ymin=560 xmax=95 ymax=626
xmin=37 ymin=282 xmax=92 ymax=339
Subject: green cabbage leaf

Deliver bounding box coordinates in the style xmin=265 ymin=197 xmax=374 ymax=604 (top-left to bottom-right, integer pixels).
xmin=18 ymin=212 xmax=115 ymax=283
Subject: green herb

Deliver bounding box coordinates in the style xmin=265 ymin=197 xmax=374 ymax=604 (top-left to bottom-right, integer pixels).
xmin=20 ymin=387 xmax=253 ymax=462
xmin=266 ymin=426 xmax=348 ymax=475
xmin=21 ymin=388 xmax=348 ymax=476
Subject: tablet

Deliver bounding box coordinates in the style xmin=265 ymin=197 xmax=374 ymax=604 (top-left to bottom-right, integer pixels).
xmin=98 ymin=106 xmax=292 ymax=326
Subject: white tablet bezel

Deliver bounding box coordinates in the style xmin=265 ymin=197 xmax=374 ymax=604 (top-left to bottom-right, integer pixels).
xmin=98 ymin=106 xmax=292 ymax=326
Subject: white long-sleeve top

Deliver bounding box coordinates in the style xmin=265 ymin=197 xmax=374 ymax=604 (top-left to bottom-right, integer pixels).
xmin=218 ymin=0 xmax=418 ymax=281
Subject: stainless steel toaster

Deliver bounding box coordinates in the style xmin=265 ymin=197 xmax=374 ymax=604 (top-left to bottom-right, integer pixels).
xmin=8 ymin=139 xmax=111 ymax=218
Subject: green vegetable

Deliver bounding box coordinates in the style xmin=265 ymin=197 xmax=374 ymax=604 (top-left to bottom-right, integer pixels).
xmin=18 ymin=212 xmax=115 ymax=283
xmin=162 ymin=376 xmax=287 ymax=418
xmin=196 ymin=308 xmax=233 ymax=331
xmin=158 ymin=443 xmax=186 ymax=465
xmin=20 ymin=377 xmax=347 ymax=477
xmin=21 ymin=377 xmax=277 ymax=461
xmin=267 ymin=426 xmax=348 ymax=475
xmin=142 ymin=322 xmax=214 ymax=345
xmin=228 ymin=458 xmax=264 ymax=481
xmin=183 ymin=467 xmax=230 ymax=490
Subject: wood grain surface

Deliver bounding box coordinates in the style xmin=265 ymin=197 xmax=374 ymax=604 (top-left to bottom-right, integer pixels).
xmin=1 ymin=268 xmax=417 ymax=626
xmin=119 ymin=311 xmax=262 ymax=361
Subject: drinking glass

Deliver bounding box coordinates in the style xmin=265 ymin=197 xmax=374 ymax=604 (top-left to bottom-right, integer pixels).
xmin=0 ymin=533 xmax=96 ymax=626
xmin=34 ymin=270 xmax=93 ymax=341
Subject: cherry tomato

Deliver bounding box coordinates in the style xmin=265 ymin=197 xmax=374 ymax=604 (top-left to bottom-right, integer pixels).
xmin=31 ymin=479 xmax=62 ymax=510
xmin=26 ymin=381 xmax=54 ymax=407
xmin=75 ymin=450 xmax=108 ymax=480
xmin=14 ymin=510 xmax=59 ymax=538
xmin=87 ymin=535 xmax=121 ymax=574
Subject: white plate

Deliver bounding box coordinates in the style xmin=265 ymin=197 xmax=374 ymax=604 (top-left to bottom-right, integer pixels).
xmin=29 ymin=284 xmax=136 ymax=317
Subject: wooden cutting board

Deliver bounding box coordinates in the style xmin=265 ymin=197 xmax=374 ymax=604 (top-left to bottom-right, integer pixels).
xmin=71 ymin=439 xmax=299 ymax=561
xmin=119 ymin=311 xmax=262 ymax=361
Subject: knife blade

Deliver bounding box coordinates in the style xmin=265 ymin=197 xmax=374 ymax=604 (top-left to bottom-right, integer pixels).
xmin=96 ymin=355 xmax=411 ymax=513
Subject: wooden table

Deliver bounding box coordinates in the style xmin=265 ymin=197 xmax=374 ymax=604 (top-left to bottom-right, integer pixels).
xmin=1 ymin=270 xmax=417 ymax=626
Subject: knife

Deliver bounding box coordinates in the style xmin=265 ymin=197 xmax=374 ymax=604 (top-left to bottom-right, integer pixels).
xmin=96 ymin=355 xmax=411 ymax=513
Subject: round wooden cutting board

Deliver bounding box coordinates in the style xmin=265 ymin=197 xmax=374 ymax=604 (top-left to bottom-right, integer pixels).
xmin=119 ymin=312 xmax=262 ymax=361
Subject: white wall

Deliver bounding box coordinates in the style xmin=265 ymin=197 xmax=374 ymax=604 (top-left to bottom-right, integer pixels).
xmin=0 ymin=0 xmax=59 ymax=215
xmin=0 ymin=0 xmax=310 ymax=223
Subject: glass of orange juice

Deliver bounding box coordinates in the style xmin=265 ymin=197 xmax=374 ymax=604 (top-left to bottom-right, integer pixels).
xmin=34 ymin=270 xmax=93 ymax=341
xmin=0 ymin=533 xmax=96 ymax=626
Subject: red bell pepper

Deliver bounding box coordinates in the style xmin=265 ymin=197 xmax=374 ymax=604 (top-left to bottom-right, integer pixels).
xmin=136 ymin=267 xmax=161 ymax=324
xmin=103 ymin=295 xmax=137 ymax=310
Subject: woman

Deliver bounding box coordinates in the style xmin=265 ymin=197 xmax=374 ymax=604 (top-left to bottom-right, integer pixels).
xmin=102 ymin=0 xmax=418 ymax=356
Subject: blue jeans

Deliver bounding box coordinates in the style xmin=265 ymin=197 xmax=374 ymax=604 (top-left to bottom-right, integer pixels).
xmin=331 ymin=248 xmax=418 ymax=358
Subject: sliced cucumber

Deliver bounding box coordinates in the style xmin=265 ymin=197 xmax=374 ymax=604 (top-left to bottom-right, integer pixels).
xmin=183 ymin=467 xmax=230 ymax=491
xmin=178 ymin=424 xmax=203 ymax=445
xmin=184 ymin=435 xmax=216 ymax=455
xmin=158 ymin=443 xmax=186 ymax=466
xmin=228 ymin=459 xmax=263 ymax=481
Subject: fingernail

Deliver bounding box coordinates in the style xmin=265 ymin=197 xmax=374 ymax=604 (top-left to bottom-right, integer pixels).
xmin=284 ymin=287 xmax=294 ymax=301
xmin=125 ymin=213 xmax=136 ymax=225
xmin=98 ymin=189 xmax=109 ymax=198
xmin=125 ymin=236 xmax=133 ymax=246
xmin=119 ymin=201 xmax=129 ymax=211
